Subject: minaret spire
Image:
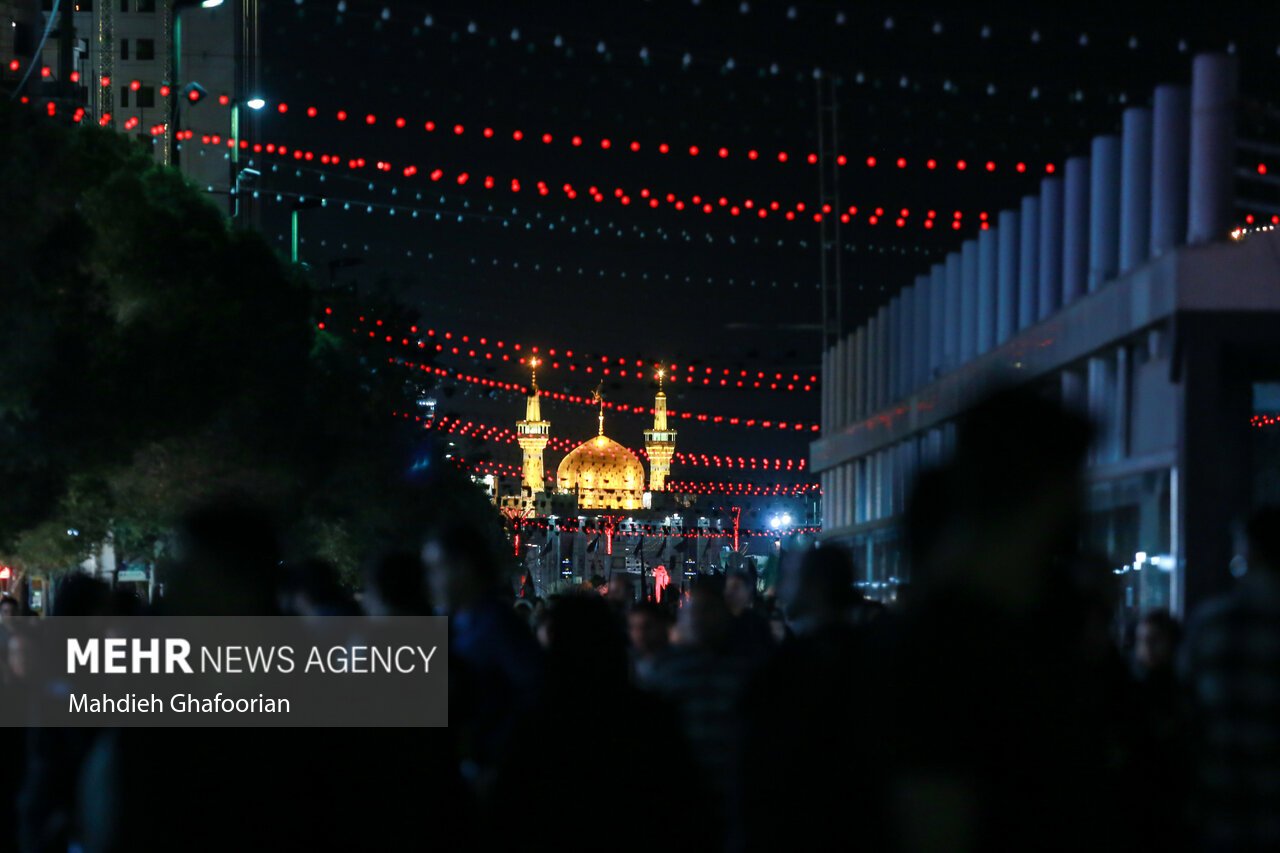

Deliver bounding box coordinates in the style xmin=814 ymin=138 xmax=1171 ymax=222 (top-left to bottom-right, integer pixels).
xmin=645 ymin=365 xmax=677 ymax=491
xmin=593 ymin=382 xmax=605 ymax=436
xmin=516 ymin=356 xmax=550 ymax=501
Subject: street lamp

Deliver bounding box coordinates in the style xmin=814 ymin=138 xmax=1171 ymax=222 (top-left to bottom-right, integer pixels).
xmin=228 ymin=95 xmax=264 ymax=222
xmin=168 ymin=0 xmax=224 ymax=166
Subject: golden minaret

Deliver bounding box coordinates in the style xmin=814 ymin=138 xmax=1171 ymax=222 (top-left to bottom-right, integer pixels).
xmin=644 ymin=367 xmax=677 ymax=491
xmin=516 ymin=358 xmax=550 ymax=495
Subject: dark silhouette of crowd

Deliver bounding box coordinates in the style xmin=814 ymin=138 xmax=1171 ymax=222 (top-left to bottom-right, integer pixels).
xmin=2 ymin=386 xmax=1279 ymax=852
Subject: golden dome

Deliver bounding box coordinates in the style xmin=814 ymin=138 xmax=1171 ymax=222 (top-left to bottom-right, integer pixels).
xmin=556 ymin=434 xmax=646 ymax=510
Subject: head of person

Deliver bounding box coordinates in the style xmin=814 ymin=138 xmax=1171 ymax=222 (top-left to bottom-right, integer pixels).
xmin=542 ymin=594 xmax=629 ymax=692
xmin=766 ymin=604 xmax=790 ymax=644
xmin=674 ymin=582 xmax=733 ymax=651
xmin=0 ymin=595 xmax=19 ymax=624
xmin=421 ymin=523 xmax=504 ymax=614
xmin=1135 ymin=609 xmax=1181 ymax=673
xmin=52 ymin=573 xmax=111 ymax=616
xmin=1244 ymin=507 xmax=1280 ymax=575
xmin=7 ymin=632 xmax=27 ymax=680
xmin=628 ymin=601 xmax=670 ymax=657
xmin=280 ymin=559 xmax=358 ymax=617
xmin=606 ymin=575 xmax=634 ymax=608
xmin=930 ymin=387 xmax=1092 ymax=610
xmin=724 ymin=569 xmax=755 ymax=617
xmin=780 ymin=545 xmax=860 ymax=633
xmin=364 ymin=551 xmax=431 ymax=617
xmin=165 ymin=501 xmax=282 ymax=615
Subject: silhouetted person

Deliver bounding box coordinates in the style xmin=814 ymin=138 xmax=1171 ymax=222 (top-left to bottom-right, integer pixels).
xmin=868 ymin=386 xmax=1127 ymax=852
xmin=363 ymin=550 xmax=433 ymax=616
xmin=627 ymin=600 xmax=672 ymax=686
xmin=279 ymin=558 xmax=359 ymax=617
xmin=737 ymin=545 xmax=872 ymax=853
xmin=651 ymin=582 xmax=754 ymax=845
xmin=490 ymin=594 xmax=709 ymax=852
xmin=16 ymin=574 xmax=111 ymax=853
xmin=724 ymin=568 xmax=773 ymax=659
xmin=1130 ymin=609 xmax=1190 ymax=851
xmin=423 ymin=522 xmax=542 ymax=794
xmin=158 ymin=500 xmax=283 ymax=616
xmin=1181 ymin=507 xmax=1280 ymax=851
xmin=78 ymin=503 xmax=469 ymax=852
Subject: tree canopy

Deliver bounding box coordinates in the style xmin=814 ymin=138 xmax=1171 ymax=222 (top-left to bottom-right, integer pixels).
xmin=0 ymin=103 xmax=503 ymax=583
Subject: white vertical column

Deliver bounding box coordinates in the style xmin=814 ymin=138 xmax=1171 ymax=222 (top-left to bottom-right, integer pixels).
xmin=1151 ymin=85 xmax=1190 ymax=258
xmin=855 ymin=326 xmax=867 ymax=420
xmin=960 ymin=239 xmax=978 ymax=363
xmin=913 ymin=273 xmax=930 ymax=391
xmin=844 ymin=331 xmax=857 ymax=426
xmin=1038 ymin=177 xmax=1064 ymax=319
xmin=1119 ymin=107 xmax=1153 ymax=274
xmin=997 ymin=210 xmax=1019 ymax=344
xmin=1187 ymin=53 xmax=1239 ymax=245
xmin=875 ymin=306 xmax=885 ymax=412
xmin=833 ymin=335 xmax=847 ymax=429
xmin=897 ymin=286 xmax=914 ymax=400
xmin=844 ymin=462 xmax=855 ymax=527
xmin=821 ymin=345 xmax=833 ymax=432
xmin=944 ymin=253 xmax=962 ymax=370
xmin=1088 ymin=135 xmax=1121 ymax=291
xmin=886 ymin=296 xmax=900 ymax=405
xmin=1063 ymin=155 xmax=1091 ymax=306
xmin=821 ymin=471 xmax=830 ymax=528
xmin=854 ymin=458 xmax=865 ymax=524
xmin=977 ymin=227 xmax=998 ymax=355
xmin=1018 ymin=196 xmax=1040 ymax=330
xmin=929 ymin=263 xmax=946 ymax=379
xmin=1087 ymin=355 xmax=1118 ymax=464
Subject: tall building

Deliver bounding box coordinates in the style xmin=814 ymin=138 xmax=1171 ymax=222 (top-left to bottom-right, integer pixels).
xmin=643 ymin=369 xmax=677 ymax=492
xmin=21 ymin=0 xmax=258 ymax=218
xmin=813 ymin=53 xmax=1275 ymax=618
xmin=515 ymin=359 xmax=550 ymax=503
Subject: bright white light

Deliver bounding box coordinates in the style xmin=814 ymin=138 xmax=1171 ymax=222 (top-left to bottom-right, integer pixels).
xmin=200 ymin=0 xmax=224 ymax=8
xmin=245 ymin=97 xmax=266 ymax=110
xmin=769 ymin=516 xmax=782 ymax=529
xmin=782 ymin=513 xmax=792 ymax=526
xmin=1135 ymin=551 xmax=1148 ymax=564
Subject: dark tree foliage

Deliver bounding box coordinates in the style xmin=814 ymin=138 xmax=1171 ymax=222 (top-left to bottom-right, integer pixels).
xmin=0 ymin=104 xmax=502 ymax=582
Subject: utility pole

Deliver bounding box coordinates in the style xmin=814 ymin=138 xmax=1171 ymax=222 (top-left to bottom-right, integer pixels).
xmin=817 ymin=73 xmax=843 ymax=350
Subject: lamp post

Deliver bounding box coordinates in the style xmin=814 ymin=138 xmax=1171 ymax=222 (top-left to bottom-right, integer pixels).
xmin=167 ymin=0 xmax=223 ymax=167
xmin=228 ymin=96 xmax=263 ymax=222
xmin=290 ymin=198 xmax=323 ymax=264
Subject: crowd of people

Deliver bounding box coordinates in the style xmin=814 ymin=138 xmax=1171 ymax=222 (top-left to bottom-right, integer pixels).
xmin=1 ymin=387 xmax=1278 ymax=853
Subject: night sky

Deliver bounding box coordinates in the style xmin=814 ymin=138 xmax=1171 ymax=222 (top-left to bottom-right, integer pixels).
xmin=236 ymin=1 xmax=1279 ymax=485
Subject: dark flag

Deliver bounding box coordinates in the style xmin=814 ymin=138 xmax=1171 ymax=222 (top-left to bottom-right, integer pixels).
xmin=588 ymin=534 xmax=601 ymax=553
xmin=674 ymin=537 xmax=689 ymax=553
xmin=632 ymin=537 xmax=643 ymax=556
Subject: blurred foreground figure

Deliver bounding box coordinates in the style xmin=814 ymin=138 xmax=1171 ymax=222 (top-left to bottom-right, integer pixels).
xmin=1181 ymin=507 xmax=1280 ymax=851
xmin=491 ymin=594 xmax=710 ymax=852
xmin=651 ymin=581 xmax=755 ymax=842
xmin=75 ymin=502 xmax=468 ymax=852
xmin=868 ymin=387 xmax=1132 ymax=852
xmin=423 ymin=523 xmax=542 ymax=794
xmin=738 ymin=544 xmax=872 ymax=853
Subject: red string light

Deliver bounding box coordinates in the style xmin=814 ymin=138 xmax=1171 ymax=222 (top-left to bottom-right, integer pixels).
xmin=337 ymin=310 xmax=819 ymax=394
